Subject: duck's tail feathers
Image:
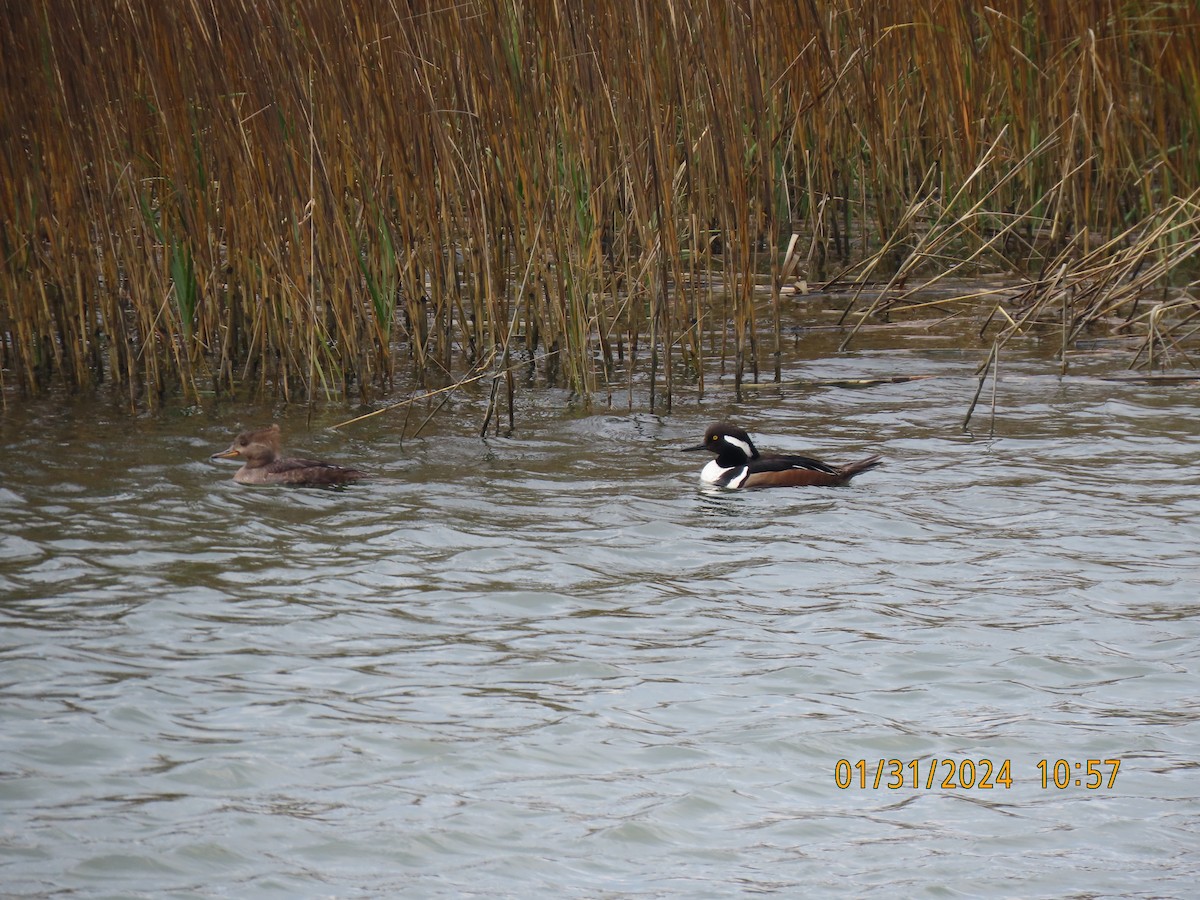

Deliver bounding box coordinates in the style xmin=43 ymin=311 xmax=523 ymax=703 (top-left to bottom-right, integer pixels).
xmin=841 ymin=455 xmax=883 ymax=480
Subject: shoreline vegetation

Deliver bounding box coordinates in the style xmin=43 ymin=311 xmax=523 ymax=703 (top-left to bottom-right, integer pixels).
xmin=2 ymin=1 xmax=1198 ymax=418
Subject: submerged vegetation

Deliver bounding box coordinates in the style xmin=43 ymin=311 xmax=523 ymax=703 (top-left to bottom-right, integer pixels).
xmin=2 ymin=0 xmax=1199 ymax=415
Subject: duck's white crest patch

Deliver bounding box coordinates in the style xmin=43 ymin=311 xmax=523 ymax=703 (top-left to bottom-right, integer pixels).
xmin=721 ymin=435 xmax=754 ymax=457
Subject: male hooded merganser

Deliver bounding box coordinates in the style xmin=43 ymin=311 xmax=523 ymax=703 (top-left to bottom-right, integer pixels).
xmin=211 ymin=424 xmax=365 ymax=486
xmin=684 ymin=422 xmax=881 ymax=488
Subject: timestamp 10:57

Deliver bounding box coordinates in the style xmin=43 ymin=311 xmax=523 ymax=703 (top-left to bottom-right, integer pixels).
xmin=1038 ymin=758 xmax=1121 ymax=789
xmin=833 ymin=757 xmax=1122 ymax=790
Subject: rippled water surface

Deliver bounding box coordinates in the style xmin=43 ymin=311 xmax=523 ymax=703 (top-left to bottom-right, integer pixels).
xmin=3 ymin=347 xmax=1199 ymax=898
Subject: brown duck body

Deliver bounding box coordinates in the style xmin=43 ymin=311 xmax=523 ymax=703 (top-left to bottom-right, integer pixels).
xmin=211 ymin=424 xmax=365 ymax=486
xmin=685 ymin=422 xmax=881 ymax=489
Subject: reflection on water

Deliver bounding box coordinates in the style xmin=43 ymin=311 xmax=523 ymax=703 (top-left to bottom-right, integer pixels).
xmin=2 ymin=347 xmax=1199 ymax=897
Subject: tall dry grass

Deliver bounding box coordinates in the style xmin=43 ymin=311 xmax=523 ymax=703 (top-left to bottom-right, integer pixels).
xmin=1 ymin=0 xmax=1198 ymax=413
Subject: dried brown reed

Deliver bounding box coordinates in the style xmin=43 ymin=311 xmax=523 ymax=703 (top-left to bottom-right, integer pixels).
xmin=1 ymin=1 xmax=1198 ymax=415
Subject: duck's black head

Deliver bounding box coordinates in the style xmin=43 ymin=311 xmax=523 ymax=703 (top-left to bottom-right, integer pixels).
xmin=684 ymin=423 xmax=760 ymax=464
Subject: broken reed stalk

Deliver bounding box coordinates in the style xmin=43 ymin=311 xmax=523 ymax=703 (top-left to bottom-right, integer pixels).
xmin=1 ymin=0 xmax=1198 ymax=415
xmin=963 ymin=340 xmax=1000 ymax=433
xmin=984 ymin=195 xmax=1200 ymax=358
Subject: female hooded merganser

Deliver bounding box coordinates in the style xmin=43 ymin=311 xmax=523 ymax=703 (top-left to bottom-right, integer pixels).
xmin=685 ymin=422 xmax=881 ymax=488
xmin=211 ymin=424 xmax=366 ymax=486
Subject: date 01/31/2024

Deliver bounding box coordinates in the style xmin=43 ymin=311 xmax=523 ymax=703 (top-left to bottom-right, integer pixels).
xmin=833 ymin=758 xmax=1122 ymax=790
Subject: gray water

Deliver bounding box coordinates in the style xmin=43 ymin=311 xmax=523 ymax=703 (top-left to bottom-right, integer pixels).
xmin=2 ymin=346 xmax=1198 ymax=898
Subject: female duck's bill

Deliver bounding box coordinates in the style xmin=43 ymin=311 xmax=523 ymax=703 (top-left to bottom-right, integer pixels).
xmin=684 ymin=422 xmax=881 ymax=488
xmin=211 ymin=424 xmax=366 ymax=486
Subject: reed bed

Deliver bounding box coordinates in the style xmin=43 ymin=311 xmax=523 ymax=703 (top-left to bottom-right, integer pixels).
xmin=2 ymin=0 xmax=1198 ymax=415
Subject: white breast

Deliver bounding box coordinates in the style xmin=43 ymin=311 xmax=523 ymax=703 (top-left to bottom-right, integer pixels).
xmin=700 ymin=460 xmax=749 ymax=487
